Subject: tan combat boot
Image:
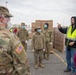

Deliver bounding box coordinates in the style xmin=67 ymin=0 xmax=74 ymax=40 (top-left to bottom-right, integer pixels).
xmin=35 ymin=64 xmax=39 ymax=69
xmin=43 ymin=55 xmax=46 ymax=59
xmin=46 ymin=55 xmax=49 ymax=60
xmin=50 ymin=51 xmax=54 ymax=54
xmin=43 ymin=51 xmax=47 ymax=59
xmin=39 ymin=64 xmax=44 ymax=68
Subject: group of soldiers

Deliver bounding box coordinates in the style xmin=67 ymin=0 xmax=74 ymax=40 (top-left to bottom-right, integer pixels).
xmin=15 ymin=21 xmax=53 ymax=69
xmin=1 ymin=5 xmax=76 ymax=75
xmin=32 ymin=23 xmax=52 ymax=69
xmin=0 ymin=5 xmax=53 ymax=75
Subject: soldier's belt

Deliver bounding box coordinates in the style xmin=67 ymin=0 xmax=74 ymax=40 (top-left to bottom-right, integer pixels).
xmin=35 ymin=49 xmax=43 ymax=51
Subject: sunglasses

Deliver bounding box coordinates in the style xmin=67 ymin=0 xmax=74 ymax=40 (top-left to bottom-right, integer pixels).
xmin=4 ymin=16 xmax=10 ymax=18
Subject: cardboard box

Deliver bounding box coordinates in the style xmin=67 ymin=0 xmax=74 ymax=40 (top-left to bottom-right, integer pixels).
xmin=31 ymin=22 xmax=36 ymax=32
xmin=53 ymin=27 xmax=65 ymax=52
xmin=32 ymin=20 xmax=53 ymax=33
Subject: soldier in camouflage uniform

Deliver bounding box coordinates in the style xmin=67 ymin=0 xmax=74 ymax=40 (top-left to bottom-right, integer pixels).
xmin=42 ymin=23 xmax=52 ymax=60
xmin=17 ymin=23 xmax=29 ymax=51
xmin=32 ymin=27 xmax=45 ymax=69
xmin=0 ymin=6 xmax=31 ymax=75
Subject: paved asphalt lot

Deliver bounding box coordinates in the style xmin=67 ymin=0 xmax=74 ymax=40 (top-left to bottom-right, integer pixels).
xmin=26 ymin=39 xmax=73 ymax=75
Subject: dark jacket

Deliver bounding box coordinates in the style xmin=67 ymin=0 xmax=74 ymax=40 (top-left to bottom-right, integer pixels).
xmin=58 ymin=26 xmax=76 ymax=48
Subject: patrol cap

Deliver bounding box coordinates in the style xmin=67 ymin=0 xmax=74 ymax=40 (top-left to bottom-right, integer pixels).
xmin=34 ymin=26 xmax=41 ymax=31
xmin=0 ymin=6 xmax=13 ymax=17
xmin=21 ymin=22 xmax=26 ymax=26
xmin=36 ymin=26 xmax=41 ymax=29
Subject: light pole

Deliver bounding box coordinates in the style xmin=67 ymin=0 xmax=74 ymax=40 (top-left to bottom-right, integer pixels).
xmin=6 ymin=1 xmax=8 ymax=7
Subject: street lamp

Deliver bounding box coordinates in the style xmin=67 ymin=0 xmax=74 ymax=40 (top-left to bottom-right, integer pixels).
xmin=6 ymin=1 xmax=8 ymax=7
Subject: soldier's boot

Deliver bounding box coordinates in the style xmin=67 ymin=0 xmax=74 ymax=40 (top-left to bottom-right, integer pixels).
xmin=43 ymin=53 xmax=46 ymax=59
xmin=50 ymin=51 xmax=54 ymax=54
xmin=46 ymin=55 xmax=49 ymax=60
xmin=35 ymin=64 xmax=39 ymax=69
xmin=43 ymin=55 xmax=46 ymax=59
xmin=39 ymin=64 xmax=44 ymax=68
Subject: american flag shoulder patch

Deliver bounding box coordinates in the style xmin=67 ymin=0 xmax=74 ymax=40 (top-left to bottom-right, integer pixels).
xmin=15 ymin=44 xmax=24 ymax=54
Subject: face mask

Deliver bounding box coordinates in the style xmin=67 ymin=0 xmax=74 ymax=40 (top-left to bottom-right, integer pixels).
xmin=22 ymin=26 xmax=26 ymax=29
xmin=7 ymin=21 xmax=13 ymax=29
xmin=37 ymin=29 xmax=41 ymax=33
xmin=44 ymin=24 xmax=48 ymax=28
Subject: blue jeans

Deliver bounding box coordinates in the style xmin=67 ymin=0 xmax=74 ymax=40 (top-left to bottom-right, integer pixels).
xmin=66 ymin=47 xmax=76 ymax=73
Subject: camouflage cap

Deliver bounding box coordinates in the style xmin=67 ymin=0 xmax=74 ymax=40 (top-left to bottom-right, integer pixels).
xmin=21 ymin=22 xmax=27 ymax=26
xmin=0 ymin=6 xmax=13 ymax=17
xmin=36 ymin=26 xmax=41 ymax=29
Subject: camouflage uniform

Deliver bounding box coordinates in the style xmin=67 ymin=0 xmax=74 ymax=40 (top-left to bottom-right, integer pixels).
xmin=0 ymin=6 xmax=31 ymax=75
xmin=32 ymin=30 xmax=45 ymax=68
xmin=42 ymin=28 xmax=52 ymax=59
xmin=17 ymin=24 xmax=29 ymax=51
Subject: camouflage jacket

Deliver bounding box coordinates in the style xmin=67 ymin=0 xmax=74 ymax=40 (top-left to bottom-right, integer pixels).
xmin=42 ymin=29 xmax=52 ymax=43
xmin=0 ymin=27 xmax=29 ymax=74
xmin=32 ymin=32 xmax=45 ymax=50
xmin=17 ymin=28 xmax=29 ymax=42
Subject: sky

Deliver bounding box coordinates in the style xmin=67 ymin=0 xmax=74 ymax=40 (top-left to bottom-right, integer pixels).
xmin=0 ymin=0 xmax=76 ymax=27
